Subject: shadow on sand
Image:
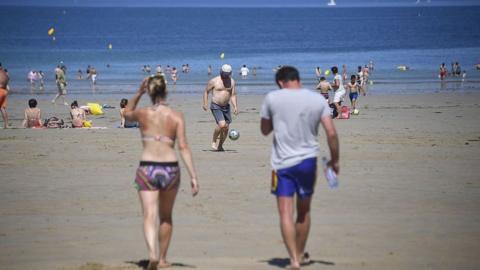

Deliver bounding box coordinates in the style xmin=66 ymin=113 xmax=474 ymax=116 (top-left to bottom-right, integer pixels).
xmin=125 ymin=260 xmax=196 ymax=269
xmin=259 ymin=257 xmax=335 ymax=268
xmin=201 ymin=149 xmax=238 ymax=153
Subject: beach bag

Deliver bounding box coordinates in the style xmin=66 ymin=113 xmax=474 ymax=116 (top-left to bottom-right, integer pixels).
xmin=87 ymin=103 xmax=104 ymax=115
xmin=44 ymin=117 xmax=64 ymax=128
xmin=341 ymin=106 xmax=350 ymax=119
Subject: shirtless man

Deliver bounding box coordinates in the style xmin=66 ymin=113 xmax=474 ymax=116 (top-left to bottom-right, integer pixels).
xmin=202 ymin=64 xmax=238 ymax=151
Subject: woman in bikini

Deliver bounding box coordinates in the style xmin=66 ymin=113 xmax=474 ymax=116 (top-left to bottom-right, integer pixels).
xmin=124 ymin=74 xmax=199 ymax=270
xmin=70 ymin=100 xmax=87 ymax=128
xmin=22 ymin=98 xmax=42 ymax=128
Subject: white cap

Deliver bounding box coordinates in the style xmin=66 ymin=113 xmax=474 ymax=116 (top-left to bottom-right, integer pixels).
xmin=221 ymin=64 xmax=232 ymax=73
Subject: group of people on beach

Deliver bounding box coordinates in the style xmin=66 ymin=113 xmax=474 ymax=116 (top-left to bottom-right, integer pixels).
xmin=1 ymin=63 xmax=340 ymax=269
xmin=315 ymin=64 xmax=369 ymax=118
xmin=121 ymin=64 xmax=339 ymax=270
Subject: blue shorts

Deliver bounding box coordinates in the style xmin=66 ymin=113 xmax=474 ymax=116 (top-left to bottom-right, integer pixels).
xmin=349 ymin=92 xmax=359 ymax=101
xmin=271 ymin=158 xmax=317 ymax=198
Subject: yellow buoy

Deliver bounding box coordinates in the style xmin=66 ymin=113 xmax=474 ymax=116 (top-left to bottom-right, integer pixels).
xmin=48 ymin=27 xmax=55 ymax=36
xmin=325 ymin=70 xmax=331 ymax=76
xmin=220 ymin=53 xmax=225 ymax=59
xmin=108 ymin=43 xmax=113 ymax=50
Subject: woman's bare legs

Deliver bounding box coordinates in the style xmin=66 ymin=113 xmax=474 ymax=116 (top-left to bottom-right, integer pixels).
xmin=139 ymin=191 xmax=160 ymax=263
xmin=158 ymin=188 xmax=178 ymax=268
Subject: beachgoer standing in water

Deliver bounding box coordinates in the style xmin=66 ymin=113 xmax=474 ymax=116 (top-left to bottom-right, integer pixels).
xmin=124 ymin=75 xmax=199 ymax=270
xmin=315 ymin=67 xmax=321 ymax=80
xmin=439 ymin=63 xmax=448 ymax=80
xmin=342 ymin=64 xmax=347 ymax=82
xmin=89 ymin=66 xmax=97 ymax=86
xmin=207 ymin=65 xmax=212 ymax=76
xmin=0 ymin=69 xmax=10 ymax=128
xmin=260 ymin=66 xmax=340 ymax=270
xmin=202 ymin=64 xmax=238 ymax=151
xmin=52 ymin=66 xmax=69 ymax=106
xmin=240 ymin=65 xmax=249 ymax=79
xmin=170 ymin=67 xmax=177 ymax=85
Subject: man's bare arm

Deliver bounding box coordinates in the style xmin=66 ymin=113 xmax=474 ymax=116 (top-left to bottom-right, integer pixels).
xmin=231 ymin=80 xmax=238 ymax=115
xmin=202 ymin=80 xmax=214 ymax=111
xmin=260 ymin=118 xmax=273 ymax=136
xmin=320 ymin=116 xmax=340 ymax=173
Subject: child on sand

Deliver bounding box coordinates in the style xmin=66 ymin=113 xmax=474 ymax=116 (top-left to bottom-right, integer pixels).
xmin=22 ymin=99 xmax=43 ymax=128
xmin=346 ymin=75 xmax=365 ymax=112
xmin=316 ymin=76 xmax=332 ymax=100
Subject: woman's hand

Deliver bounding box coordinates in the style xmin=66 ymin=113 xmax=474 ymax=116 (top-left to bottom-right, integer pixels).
xmin=138 ymin=77 xmax=149 ymax=94
xmin=191 ymin=178 xmax=199 ymax=197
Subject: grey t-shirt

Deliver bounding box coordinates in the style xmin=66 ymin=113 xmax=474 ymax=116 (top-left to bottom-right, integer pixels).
xmin=260 ymin=88 xmax=330 ymax=170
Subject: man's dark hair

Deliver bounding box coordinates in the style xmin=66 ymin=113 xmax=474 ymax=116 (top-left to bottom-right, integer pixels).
xmin=275 ymin=66 xmax=300 ymax=88
xmin=28 ymin=99 xmax=37 ymax=108
xmin=320 ymin=76 xmax=326 ymax=81
xmin=331 ymin=66 xmax=338 ymax=74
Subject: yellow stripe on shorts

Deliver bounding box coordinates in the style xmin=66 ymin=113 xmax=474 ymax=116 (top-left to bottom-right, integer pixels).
xmin=271 ymin=170 xmax=278 ymax=192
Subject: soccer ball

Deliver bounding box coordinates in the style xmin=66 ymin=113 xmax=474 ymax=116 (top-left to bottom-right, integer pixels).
xmin=353 ymin=109 xmax=360 ymax=115
xmin=229 ymin=129 xmax=240 ymax=140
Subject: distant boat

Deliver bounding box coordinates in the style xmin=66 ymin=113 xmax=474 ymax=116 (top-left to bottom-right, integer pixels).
xmin=415 ymin=0 xmax=431 ymax=4
xmin=327 ymin=0 xmax=336 ymax=6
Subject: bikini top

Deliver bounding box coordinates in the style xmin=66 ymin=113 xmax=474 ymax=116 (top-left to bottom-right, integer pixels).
xmin=141 ymin=134 xmax=175 ymax=144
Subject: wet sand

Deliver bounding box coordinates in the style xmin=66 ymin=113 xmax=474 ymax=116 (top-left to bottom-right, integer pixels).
xmin=0 ymin=91 xmax=480 ymax=270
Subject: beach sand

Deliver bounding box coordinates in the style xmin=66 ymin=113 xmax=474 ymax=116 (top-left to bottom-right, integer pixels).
xmin=0 ymin=91 xmax=479 ymax=270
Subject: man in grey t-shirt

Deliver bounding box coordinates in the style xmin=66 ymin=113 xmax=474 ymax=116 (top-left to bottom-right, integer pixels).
xmin=260 ymin=66 xmax=339 ymax=269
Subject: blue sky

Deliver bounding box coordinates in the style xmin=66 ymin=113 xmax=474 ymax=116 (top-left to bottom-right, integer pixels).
xmin=0 ymin=0 xmax=478 ymax=7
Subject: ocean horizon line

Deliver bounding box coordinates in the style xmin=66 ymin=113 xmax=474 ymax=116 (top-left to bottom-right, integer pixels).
xmin=1 ymin=4 xmax=480 ymax=8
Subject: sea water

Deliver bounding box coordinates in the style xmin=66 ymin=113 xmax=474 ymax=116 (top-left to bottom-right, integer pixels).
xmin=0 ymin=6 xmax=479 ymax=97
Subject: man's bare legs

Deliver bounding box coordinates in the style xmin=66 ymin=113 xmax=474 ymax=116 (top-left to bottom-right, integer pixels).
xmin=296 ymin=197 xmax=312 ymax=264
xmin=212 ymin=120 xmax=228 ymax=151
xmin=211 ymin=125 xmax=221 ymax=150
xmin=158 ymin=188 xmax=178 ymax=268
xmin=1 ymin=107 xmax=8 ymax=128
xmin=277 ymin=196 xmax=300 ymax=270
xmin=52 ymin=93 xmax=68 ymax=106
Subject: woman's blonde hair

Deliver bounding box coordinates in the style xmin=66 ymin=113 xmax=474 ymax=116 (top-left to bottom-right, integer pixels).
xmin=147 ymin=74 xmax=167 ymax=103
